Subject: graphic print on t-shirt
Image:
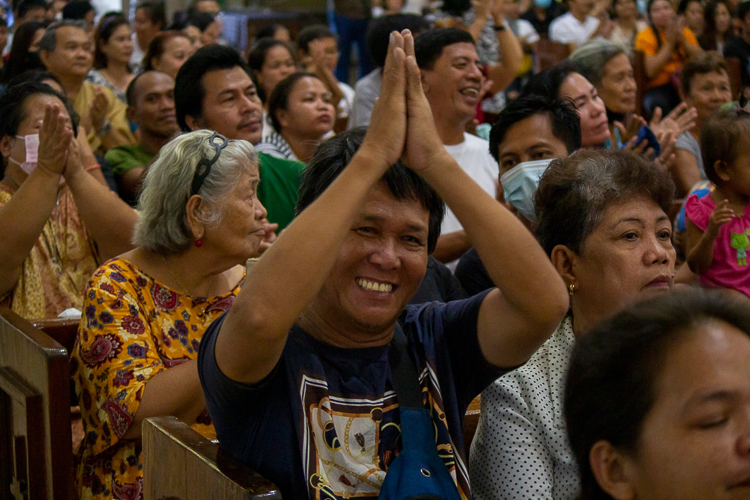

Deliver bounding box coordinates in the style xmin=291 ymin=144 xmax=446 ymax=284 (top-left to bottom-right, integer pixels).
xmin=299 ymin=369 xmax=467 ymax=500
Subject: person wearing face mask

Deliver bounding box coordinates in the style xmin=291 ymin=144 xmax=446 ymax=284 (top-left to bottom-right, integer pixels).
xmin=455 ymin=94 xmax=581 ymax=296
xmin=469 ymin=149 xmax=677 ymax=500
xmin=522 ymin=0 xmax=564 ymax=37
xmin=0 ymin=81 xmax=138 ymax=319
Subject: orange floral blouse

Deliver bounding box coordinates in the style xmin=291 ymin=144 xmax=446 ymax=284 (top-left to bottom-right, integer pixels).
xmin=71 ymin=257 xmax=244 ymax=500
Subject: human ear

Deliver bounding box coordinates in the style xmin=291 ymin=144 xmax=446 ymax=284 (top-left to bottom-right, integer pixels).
xmin=39 ymin=49 xmax=51 ymax=69
xmin=185 ymin=195 xmax=209 ymax=240
xmin=0 ymin=135 xmax=14 ymax=159
xmin=184 ymin=114 xmax=200 ymax=132
xmin=550 ymin=244 xmax=578 ymax=288
xmin=126 ymin=105 xmax=136 ymax=123
xmin=276 ymin=108 xmax=289 ymax=129
xmin=589 ymin=441 xmax=637 ymax=500
xmin=714 ymin=159 xmax=731 ymax=183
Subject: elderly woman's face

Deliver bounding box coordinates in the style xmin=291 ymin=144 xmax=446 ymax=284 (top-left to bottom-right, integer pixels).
xmin=203 ymin=168 xmax=268 ymax=263
xmin=570 ymin=195 xmax=675 ymax=328
xmin=599 ymin=54 xmax=637 ymax=114
xmin=559 ymin=72 xmax=610 ymax=147
xmin=615 ymin=321 xmax=750 ymax=500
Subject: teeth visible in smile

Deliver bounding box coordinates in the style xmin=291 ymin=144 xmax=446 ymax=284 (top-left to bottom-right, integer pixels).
xmin=461 ymin=89 xmax=479 ymax=97
xmin=356 ymin=279 xmax=393 ymax=293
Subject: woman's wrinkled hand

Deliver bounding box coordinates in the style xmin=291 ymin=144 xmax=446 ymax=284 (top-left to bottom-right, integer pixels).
xmin=36 ymin=104 xmax=73 ymax=177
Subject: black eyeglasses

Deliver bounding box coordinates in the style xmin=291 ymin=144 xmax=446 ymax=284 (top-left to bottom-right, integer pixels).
xmin=191 ymin=132 xmax=229 ymax=196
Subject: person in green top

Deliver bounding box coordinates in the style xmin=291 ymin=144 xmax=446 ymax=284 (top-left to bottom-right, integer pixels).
xmin=105 ymin=70 xmax=179 ymax=205
xmin=174 ymin=44 xmax=305 ymax=233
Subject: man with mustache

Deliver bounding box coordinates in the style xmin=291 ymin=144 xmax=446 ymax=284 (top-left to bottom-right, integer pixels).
xmin=416 ymin=28 xmax=500 ymax=266
xmin=175 ymin=44 xmax=303 ymax=232
xmin=105 ymin=70 xmax=179 ymax=205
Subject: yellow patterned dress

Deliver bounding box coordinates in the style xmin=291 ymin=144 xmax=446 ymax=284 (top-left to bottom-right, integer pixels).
xmin=71 ymin=257 xmax=244 ymax=500
xmin=0 ymin=181 xmax=99 ymax=318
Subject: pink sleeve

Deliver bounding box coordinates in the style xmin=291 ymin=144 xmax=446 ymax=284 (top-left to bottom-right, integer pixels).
xmin=685 ymin=194 xmax=712 ymax=232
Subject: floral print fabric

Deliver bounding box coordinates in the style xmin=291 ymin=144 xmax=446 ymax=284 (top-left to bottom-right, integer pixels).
xmin=71 ymin=257 xmax=244 ymax=500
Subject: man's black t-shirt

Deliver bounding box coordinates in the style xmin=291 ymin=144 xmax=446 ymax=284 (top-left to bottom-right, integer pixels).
xmin=198 ymin=291 xmax=504 ymax=499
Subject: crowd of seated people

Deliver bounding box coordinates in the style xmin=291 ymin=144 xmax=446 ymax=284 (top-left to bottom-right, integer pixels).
xmin=5 ymin=0 xmax=750 ymax=498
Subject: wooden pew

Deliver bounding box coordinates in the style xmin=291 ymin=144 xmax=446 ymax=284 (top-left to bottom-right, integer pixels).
xmin=633 ymin=50 xmax=647 ymax=118
xmin=0 ymin=308 xmax=73 ymax=500
xmin=142 ymin=416 xmax=281 ymax=500
xmin=726 ymin=56 xmax=743 ymax=102
xmin=533 ymin=37 xmax=571 ymax=73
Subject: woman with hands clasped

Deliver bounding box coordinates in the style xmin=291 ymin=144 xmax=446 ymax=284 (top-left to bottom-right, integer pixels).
xmin=196 ymin=31 xmax=568 ymax=499
xmin=0 ymin=82 xmax=137 ymax=318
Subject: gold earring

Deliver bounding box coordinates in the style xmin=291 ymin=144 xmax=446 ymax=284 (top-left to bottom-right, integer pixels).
xmin=569 ymin=283 xmax=576 ymax=296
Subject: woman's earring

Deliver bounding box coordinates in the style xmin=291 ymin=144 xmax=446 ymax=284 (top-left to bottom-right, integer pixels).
xmin=569 ymin=283 xmax=576 ymax=296
xmin=195 ymin=239 xmax=203 ymax=248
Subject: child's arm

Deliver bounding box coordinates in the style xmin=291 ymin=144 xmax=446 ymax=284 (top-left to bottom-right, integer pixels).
xmin=685 ymin=199 xmax=735 ymax=274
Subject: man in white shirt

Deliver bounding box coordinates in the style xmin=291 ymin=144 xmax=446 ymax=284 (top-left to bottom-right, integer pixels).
xmin=549 ymin=0 xmax=609 ymax=49
xmin=415 ymin=27 xmax=500 ymax=266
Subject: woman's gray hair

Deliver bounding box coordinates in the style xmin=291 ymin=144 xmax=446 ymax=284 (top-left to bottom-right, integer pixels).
xmin=134 ymin=129 xmax=259 ymax=255
xmin=569 ymin=40 xmax=627 ymax=87
xmin=534 ymin=149 xmax=674 ymax=256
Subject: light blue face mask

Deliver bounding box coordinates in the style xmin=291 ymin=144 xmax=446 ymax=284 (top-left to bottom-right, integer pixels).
xmin=534 ymin=0 xmax=553 ymax=8
xmin=637 ymin=0 xmax=647 ymax=14
xmin=500 ymin=158 xmax=553 ymax=222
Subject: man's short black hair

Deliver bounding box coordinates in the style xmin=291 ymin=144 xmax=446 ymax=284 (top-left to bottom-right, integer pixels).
xmin=17 ymin=0 xmax=45 ymax=19
xmin=489 ymin=95 xmax=582 ymax=162
xmin=297 ymin=127 xmax=445 ymax=254
xmin=125 ymin=70 xmax=156 ymax=108
xmin=135 ymin=0 xmax=165 ymax=28
xmin=415 ymin=27 xmax=475 ymax=70
xmin=0 ymin=80 xmax=79 ymax=139
xmin=296 ymin=24 xmax=335 ymax=53
xmin=175 ymin=44 xmax=252 ymax=132
xmin=62 ymin=0 xmax=93 ymax=20
xmin=366 ymin=14 xmax=431 ymax=68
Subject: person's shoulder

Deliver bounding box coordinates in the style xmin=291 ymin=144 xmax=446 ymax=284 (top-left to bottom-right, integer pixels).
xmin=258 ymin=151 xmax=305 ymax=172
xmin=548 ymin=12 xmax=570 ymax=30
xmin=105 ymin=143 xmax=140 ymax=157
xmin=675 ymin=130 xmax=698 ymax=149
xmin=462 ymin=132 xmax=490 ymax=148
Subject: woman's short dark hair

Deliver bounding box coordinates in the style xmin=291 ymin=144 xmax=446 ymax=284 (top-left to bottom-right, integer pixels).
xmin=255 ymin=23 xmax=286 ymax=41
xmin=701 ymin=108 xmax=750 ymax=186
xmin=247 ymin=38 xmax=294 ymax=102
xmin=135 ymin=0 xmax=165 ymax=29
xmin=0 ymin=81 xmax=79 ymax=139
xmin=534 ymin=149 xmax=674 ymax=256
xmin=267 ymin=72 xmax=321 ymax=134
xmin=680 ymin=51 xmax=729 ymax=96
xmin=93 ymin=14 xmax=130 ymax=69
xmin=297 ymin=127 xmax=445 ymax=254
xmin=522 ymin=60 xmax=578 ymax=99
xmin=565 ymin=289 xmax=750 ymax=500
xmin=489 ymin=94 xmax=582 ymax=163
xmin=2 ymin=20 xmax=47 ymax=83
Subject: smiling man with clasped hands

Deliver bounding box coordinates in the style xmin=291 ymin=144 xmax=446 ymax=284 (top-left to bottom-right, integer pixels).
xmin=197 ymin=30 xmax=569 ymax=500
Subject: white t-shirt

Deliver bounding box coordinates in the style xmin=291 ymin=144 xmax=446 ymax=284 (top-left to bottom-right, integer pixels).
xmin=130 ymin=32 xmax=146 ymax=72
xmin=442 ymin=133 xmax=499 ymax=237
xmin=548 ymin=12 xmax=600 ymax=46
xmin=337 ymin=81 xmax=356 ymax=119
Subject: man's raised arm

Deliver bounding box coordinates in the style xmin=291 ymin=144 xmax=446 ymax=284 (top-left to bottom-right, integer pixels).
xmin=214 ymin=31 xmax=414 ymax=385
xmin=401 ymin=48 xmax=569 ymax=369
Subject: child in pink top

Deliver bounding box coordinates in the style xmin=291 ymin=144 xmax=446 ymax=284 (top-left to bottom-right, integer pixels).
xmin=685 ymin=108 xmax=750 ymax=298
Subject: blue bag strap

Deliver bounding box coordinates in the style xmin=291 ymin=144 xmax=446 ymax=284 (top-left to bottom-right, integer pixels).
xmin=388 ymin=324 xmax=423 ymax=409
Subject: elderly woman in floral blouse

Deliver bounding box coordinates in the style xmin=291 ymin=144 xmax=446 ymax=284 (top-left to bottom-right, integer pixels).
xmin=71 ymin=129 xmax=268 ymax=499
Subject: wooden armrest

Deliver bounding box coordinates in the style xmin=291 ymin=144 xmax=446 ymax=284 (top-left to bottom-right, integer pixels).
xmin=143 ymin=416 xmax=281 ymax=499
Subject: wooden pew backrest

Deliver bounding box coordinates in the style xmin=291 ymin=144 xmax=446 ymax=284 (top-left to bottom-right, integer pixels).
xmin=0 ymin=308 xmax=72 ymax=500
xmin=534 ymin=37 xmax=571 ymax=73
xmin=143 ymin=416 xmax=281 ymax=500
